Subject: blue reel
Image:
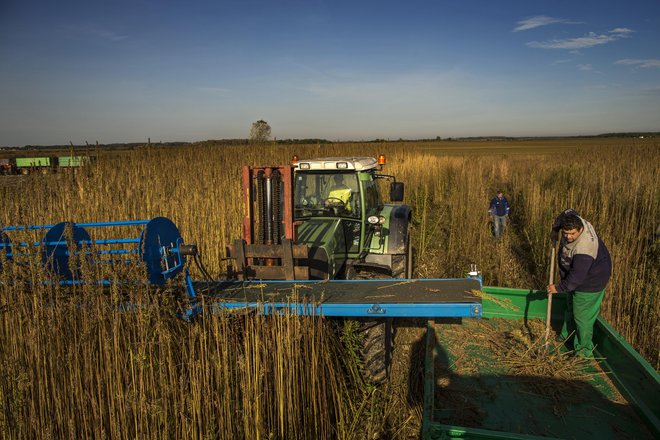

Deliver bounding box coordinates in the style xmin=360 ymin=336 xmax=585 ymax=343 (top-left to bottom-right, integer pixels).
xmin=1 ymin=217 xmax=188 ymax=285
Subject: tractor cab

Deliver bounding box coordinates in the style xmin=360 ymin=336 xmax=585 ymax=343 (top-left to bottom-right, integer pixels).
xmin=291 ymin=157 xmax=409 ymax=280
xmin=293 ymin=157 xmax=381 ymax=220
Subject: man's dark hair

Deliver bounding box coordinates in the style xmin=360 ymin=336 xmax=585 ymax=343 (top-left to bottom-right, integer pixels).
xmin=560 ymin=213 xmax=583 ymax=231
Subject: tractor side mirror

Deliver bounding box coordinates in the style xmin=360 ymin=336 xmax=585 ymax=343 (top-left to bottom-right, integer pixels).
xmin=390 ymin=182 xmax=404 ymax=202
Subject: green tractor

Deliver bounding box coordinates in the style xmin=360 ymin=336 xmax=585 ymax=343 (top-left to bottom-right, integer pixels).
xmin=229 ymin=155 xmax=413 ymax=282
xmin=227 ymin=155 xmax=415 ymax=382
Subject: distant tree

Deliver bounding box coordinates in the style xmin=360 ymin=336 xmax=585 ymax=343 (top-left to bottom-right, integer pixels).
xmin=249 ymin=120 xmax=272 ymax=143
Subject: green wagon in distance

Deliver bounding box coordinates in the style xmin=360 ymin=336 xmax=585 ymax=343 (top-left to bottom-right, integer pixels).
xmin=11 ymin=155 xmax=90 ymax=174
xmin=57 ymin=155 xmax=89 ymax=167
xmin=15 ymin=156 xmax=54 ymax=174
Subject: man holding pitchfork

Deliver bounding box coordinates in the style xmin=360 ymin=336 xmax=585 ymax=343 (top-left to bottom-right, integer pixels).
xmin=547 ymin=209 xmax=612 ymax=358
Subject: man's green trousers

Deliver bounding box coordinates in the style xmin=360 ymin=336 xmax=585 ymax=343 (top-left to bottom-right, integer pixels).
xmin=560 ymin=289 xmax=606 ymax=358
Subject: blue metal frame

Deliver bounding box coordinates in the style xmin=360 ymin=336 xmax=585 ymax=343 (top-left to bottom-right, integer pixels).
xmin=1 ymin=220 xmax=151 ymax=231
xmin=1 ymin=218 xmax=187 ymax=286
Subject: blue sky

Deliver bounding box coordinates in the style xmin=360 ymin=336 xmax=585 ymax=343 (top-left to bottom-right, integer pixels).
xmin=1 ymin=0 xmax=659 ymax=146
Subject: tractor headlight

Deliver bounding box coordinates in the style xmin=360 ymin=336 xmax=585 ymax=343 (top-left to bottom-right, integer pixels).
xmin=336 ymin=162 xmax=348 ymax=169
xmin=299 ymin=162 xmax=310 ymax=170
xmin=367 ymin=215 xmax=386 ymax=225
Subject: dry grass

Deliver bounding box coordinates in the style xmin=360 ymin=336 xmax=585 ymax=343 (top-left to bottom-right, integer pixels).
xmin=0 ymin=137 xmax=658 ymax=438
xmin=0 ymin=283 xmax=372 ymax=438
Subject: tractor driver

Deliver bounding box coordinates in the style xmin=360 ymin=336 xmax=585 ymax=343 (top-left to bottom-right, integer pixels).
xmin=325 ymin=174 xmax=353 ymax=213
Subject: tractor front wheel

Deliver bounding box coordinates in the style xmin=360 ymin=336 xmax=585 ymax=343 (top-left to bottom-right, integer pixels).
xmin=391 ymin=226 xmax=415 ymax=278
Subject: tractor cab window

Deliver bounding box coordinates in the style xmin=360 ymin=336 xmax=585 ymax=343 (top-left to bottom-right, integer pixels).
xmin=294 ymin=172 xmax=360 ymax=219
xmin=362 ymin=177 xmax=382 ymax=214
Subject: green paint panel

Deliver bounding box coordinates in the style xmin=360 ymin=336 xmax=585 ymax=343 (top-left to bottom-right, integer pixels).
xmin=481 ymin=286 xmax=566 ymax=321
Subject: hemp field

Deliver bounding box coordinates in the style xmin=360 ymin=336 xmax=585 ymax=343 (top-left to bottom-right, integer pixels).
xmin=0 ymin=137 xmax=658 ymax=438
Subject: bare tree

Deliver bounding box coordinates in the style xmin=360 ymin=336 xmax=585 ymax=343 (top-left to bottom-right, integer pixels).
xmin=249 ymin=120 xmax=272 ymax=143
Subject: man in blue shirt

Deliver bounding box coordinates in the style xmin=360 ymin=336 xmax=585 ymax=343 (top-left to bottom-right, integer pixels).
xmin=488 ymin=191 xmax=510 ymax=239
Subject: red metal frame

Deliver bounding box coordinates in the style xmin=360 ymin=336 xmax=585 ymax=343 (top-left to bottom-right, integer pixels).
xmin=241 ymin=165 xmax=295 ymax=245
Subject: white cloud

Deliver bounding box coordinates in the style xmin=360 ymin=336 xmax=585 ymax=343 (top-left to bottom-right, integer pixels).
xmin=527 ymin=28 xmax=633 ymax=50
xmin=513 ymin=15 xmax=581 ymax=32
xmin=610 ymin=28 xmax=634 ymax=35
xmin=577 ymin=64 xmax=592 ymax=71
xmin=65 ymin=24 xmax=128 ymax=42
xmin=616 ymin=59 xmax=660 ymax=69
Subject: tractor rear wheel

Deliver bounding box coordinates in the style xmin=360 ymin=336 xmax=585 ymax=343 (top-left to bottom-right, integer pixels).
xmin=345 ymin=266 xmax=394 ymax=385
xmin=356 ymin=317 xmax=393 ymax=385
xmin=344 ymin=225 xmax=414 ymax=384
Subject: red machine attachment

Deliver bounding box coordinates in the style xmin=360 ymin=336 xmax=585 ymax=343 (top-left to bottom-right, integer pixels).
xmin=229 ymin=165 xmax=309 ymax=280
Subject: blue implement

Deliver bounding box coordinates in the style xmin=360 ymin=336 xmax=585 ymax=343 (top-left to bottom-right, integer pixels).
xmin=1 ymin=217 xmax=188 ymax=285
xmin=2 ymin=216 xmax=483 ymax=320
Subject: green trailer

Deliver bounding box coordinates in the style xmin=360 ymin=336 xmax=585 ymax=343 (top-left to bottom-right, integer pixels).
xmin=15 ymin=156 xmax=52 ymax=168
xmin=57 ymin=155 xmax=88 ymax=167
xmin=423 ymin=287 xmax=659 ymax=439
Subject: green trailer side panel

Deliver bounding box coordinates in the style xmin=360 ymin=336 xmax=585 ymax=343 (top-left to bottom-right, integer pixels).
xmin=58 ymin=156 xmax=87 ymax=167
xmin=424 ymin=424 xmax=563 ymax=440
xmin=481 ymin=286 xmax=566 ymax=321
xmin=15 ymin=157 xmax=51 ymax=167
xmin=593 ymin=317 xmax=660 ymax=438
